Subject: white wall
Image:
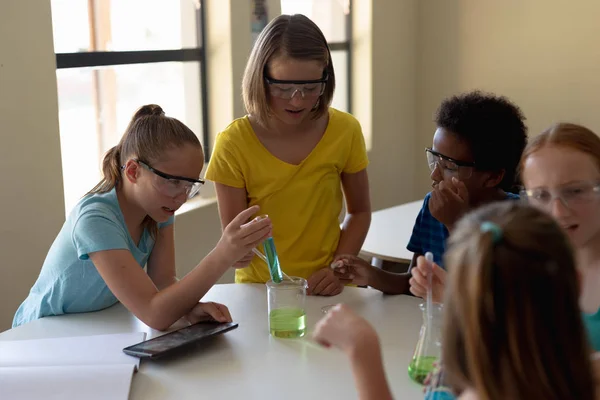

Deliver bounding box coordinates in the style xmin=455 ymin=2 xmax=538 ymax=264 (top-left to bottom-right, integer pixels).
xmin=5 ymin=0 xmax=600 ymax=331
xmin=0 ymin=1 xmax=66 ymax=331
xmin=416 ymin=0 xmax=600 ymax=195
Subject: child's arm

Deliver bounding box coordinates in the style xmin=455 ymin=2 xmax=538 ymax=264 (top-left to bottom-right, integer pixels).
xmin=308 ymin=169 xmax=371 ymax=296
xmin=313 ymin=304 xmax=394 ymax=400
xmin=350 ymin=345 xmax=394 ymax=400
xmin=146 ymin=224 xmax=177 ymax=290
xmin=214 ymin=183 xmax=255 ymax=268
xmin=88 ymin=206 xmax=270 ymax=330
xmin=335 ymin=169 xmax=372 ymax=256
xmin=333 ymin=254 xmax=414 ymax=295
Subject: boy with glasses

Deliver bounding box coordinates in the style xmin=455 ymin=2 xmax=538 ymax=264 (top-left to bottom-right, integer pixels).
xmin=335 ymin=91 xmax=527 ymax=296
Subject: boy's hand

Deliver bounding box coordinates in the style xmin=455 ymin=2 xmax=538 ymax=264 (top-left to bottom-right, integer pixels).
xmin=307 ymin=268 xmax=344 ymax=296
xmin=429 ymin=177 xmax=469 ymax=230
xmin=313 ymin=304 xmax=380 ymax=357
xmin=331 ymin=255 xmax=373 ymax=287
xmin=409 ymin=255 xmax=446 ymax=303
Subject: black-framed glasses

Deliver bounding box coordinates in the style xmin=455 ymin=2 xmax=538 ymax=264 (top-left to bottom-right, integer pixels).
xmin=425 ymin=148 xmax=476 ymax=180
xmin=264 ymin=73 xmax=328 ymax=100
xmin=520 ymin=180 xmax=600 ymax=211
xmin=136 ymin=159 xmax=204 ymax=199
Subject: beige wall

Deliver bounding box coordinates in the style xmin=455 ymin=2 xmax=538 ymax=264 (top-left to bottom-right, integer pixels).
xmin=4 ymin=0 xmax=600 ymax=331
xmin=416 ymin=0 xmax=600 ymax=195
xmin=0 ymin=1 xmax=66 ymax=330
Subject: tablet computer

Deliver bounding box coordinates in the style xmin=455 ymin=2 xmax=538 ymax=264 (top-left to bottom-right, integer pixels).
xmin=122 ymin=321 xmax=238 ymax=359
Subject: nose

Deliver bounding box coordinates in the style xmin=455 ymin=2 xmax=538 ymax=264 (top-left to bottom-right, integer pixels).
xmin=550 ymin=197 xmax=571 ymax=219
xmin=288 ymin=90 xmax=305 ymax=107
xmin=430 ymin=162 xmax=443 ymax=182
xmin=173 ymin=190 xmax=188 ymax=205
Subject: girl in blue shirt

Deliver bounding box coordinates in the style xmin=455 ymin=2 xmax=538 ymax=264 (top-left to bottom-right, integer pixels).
xmin=14 ymin=104 xmax=272 ymax=330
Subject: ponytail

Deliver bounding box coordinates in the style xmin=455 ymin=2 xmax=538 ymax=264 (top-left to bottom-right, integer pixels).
xmin=87 ymin=145 xmax=122 ymax=195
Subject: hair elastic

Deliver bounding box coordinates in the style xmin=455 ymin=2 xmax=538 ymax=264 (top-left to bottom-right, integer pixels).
xmin=480 ymin=221 xmax=503 ymax=244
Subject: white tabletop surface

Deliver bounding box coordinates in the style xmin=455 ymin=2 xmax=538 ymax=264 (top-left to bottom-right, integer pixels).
xmin=360 ymin=200 xmax=423 ymax=263
xmin=0 ymin=284 xmax=425 ymax=400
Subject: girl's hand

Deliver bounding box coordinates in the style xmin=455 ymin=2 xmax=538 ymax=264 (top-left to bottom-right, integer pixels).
xmin=216 ymin=206 xmax=272 ymax=266
xmin=313 ymin=304 xmax=379 ymax=356
xmin=331 ymin=255 xmax=374 ymax=287
xmin=186 ymin=301 xmax=232 ymax=324
xmin=409 ymin=256 xmax=446 ymax=303
xmin=307 ymin=268 xmax=344 ymax=296
xmin=232 ymin=250 xmax=255 ymax=269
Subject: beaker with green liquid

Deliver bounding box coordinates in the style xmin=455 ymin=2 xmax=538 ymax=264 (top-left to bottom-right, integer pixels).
xmin=266 ymin=277 xmax=307 ymax=338
xmin=408 ymin=302 xmax=443 ymax=385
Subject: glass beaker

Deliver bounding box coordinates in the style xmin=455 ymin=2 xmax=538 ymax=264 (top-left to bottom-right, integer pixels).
xmin=266 ymin=277 xmax=307 ymax=338
xmin=408 ymin=302 xmax=443 ymax=384
xmin=424 ymin=363 xmax=456 ymax=400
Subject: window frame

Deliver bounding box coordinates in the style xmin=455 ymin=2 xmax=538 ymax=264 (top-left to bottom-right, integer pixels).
xmin=54 ymin=0 xmax=210 ymax=160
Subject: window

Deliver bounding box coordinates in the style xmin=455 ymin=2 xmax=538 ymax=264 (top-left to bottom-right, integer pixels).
xmin=51 ymin=0 xmax=207 ymax=213
xmin=280 ymin=0 xmax=351 ymax=113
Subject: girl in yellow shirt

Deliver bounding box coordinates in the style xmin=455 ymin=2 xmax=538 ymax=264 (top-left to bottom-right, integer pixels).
xmin=205 ymin=14 xmax=371 ymax=296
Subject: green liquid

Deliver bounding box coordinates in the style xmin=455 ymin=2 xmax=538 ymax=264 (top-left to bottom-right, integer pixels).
xmin=408 ymin=356 xmax=437 ymax=385
xmin=269 ymin=307 xmax=306 ymax=338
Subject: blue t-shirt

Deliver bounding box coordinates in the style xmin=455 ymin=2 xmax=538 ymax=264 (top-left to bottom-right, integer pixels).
xmin=407 ymin=192 xmax=520 ymax=268
xmin=12 ymin=188 xmax=174 ymax=327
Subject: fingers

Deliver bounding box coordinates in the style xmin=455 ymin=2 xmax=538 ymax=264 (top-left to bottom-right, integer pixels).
xmin=409 ymin=277 xmax=427 ymax=298
xmin=230 ymin=205 xmax=261 ymax=227
xmin=306 ymin=269 xmax=325 ymax=295
xmin=200 ymin=302 xmax=228 ymax=323
xmin=313 ymin=271 xmax=339 ymax=295
xmin=432 ymin=263 xmax=447 ymax=284
xmin=239 ymin=218 xmax=272 ymax=242
xmin=452 ymin=177 xmax=469 ymax=201
xmin=214 ymin=303 xmax=232 ymax=322
xmin=309 ymin=271 xmax=330 ymax=295
xmin=320 ymin=280 xmax=341 ymax=296
xmin=241 ymin=224 xmax=273 ymax=247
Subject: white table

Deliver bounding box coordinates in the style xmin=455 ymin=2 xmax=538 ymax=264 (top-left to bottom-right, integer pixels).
xmin=360 ymin=200 xmax=423 ymax=265
xmin=0 ymin=284 xmax=425 ymax=400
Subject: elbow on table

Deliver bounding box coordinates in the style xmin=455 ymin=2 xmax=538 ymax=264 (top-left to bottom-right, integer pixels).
xmin=135 ymin=309 xmax=178 ymax=331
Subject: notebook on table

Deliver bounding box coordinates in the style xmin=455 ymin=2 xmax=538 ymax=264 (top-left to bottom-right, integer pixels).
xmin=0 ymin=332 xmax=145 ymax=400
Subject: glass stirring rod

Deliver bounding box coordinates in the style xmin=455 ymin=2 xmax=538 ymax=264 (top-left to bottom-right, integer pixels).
xmin=252 ymin=238 xmax=284 ymax=283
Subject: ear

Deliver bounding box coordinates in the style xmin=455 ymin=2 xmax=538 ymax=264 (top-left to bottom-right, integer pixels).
xmin=483 ymin=169 xmax=505 ymax=188
xmin=123 ymin=159 xmax=141 ymax=184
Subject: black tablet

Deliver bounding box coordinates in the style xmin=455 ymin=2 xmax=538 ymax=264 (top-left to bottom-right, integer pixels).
xmin=122 ymin=321 xmax=238 ymax=359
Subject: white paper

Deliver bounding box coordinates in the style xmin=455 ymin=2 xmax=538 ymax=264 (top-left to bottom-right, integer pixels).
xmin=0 ymin=364 xmax=135 ymax=400
xmin=0 ymin=332 xmax=146 ymax=370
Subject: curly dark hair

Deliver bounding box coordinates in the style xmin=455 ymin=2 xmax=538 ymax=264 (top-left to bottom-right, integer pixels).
xmin=434 ymin=90 xmax=528 ymax=192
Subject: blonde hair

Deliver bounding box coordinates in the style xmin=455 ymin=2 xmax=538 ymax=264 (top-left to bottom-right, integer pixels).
xmin=242 ymin=14 xmax=335 ymax=127
xmin=520 ymin=122 xmax=600 ymax=173
xmin=88 ymin=104 xmax=202 ymax=237
xmin=442 ymin=201 xmax=595 ymax=400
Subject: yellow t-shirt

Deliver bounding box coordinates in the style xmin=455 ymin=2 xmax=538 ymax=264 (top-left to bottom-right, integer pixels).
xmin=205 ymin=108 xmax=369 ymax=283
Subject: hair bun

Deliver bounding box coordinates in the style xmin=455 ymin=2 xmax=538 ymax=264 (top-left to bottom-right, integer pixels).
xmin=133 ymin=104 xmax=165 ymax=120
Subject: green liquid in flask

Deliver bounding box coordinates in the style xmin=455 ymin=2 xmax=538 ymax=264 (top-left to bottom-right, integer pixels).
xmin=408 ymin=356 xmax=437 ymax=385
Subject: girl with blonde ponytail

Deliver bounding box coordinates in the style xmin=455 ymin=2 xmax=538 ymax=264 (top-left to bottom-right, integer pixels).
xmin=14 ymin=105 xmax=272 ymax=330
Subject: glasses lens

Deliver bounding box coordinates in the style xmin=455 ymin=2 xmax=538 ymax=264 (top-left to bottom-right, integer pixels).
xmin=426 ymin=151 xmax=438 ymax=171
xmin=187 ymin=182 xmax=202 ymax=199
xmin=457 ymin=166 xmax=473 ymax=180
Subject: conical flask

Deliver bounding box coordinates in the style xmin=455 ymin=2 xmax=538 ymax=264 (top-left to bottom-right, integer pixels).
xmin=408 ymin=302 xmax=443 ymax=384
xmin=424 ymin=362 xmax=456 ymax=400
